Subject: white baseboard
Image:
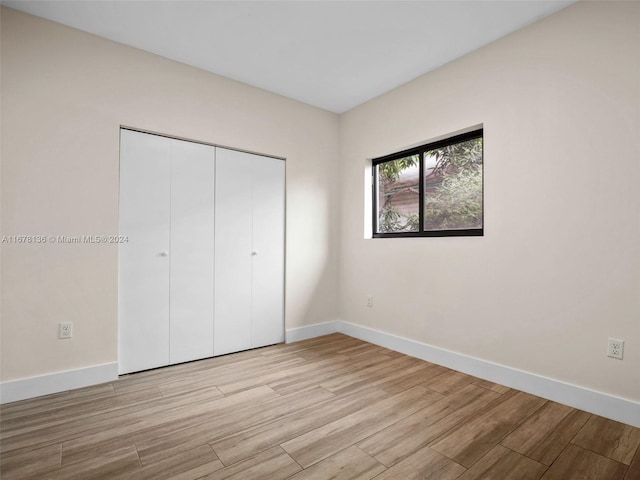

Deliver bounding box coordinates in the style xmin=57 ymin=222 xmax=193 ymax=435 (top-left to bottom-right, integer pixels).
xmin=285 ymin=320 xmax=640 ymax=427
xmin=2 ymin=322 xmax=339 ymax=404
xmin=0 ymin=363 xmax=118 ymax=404
xmin=3 ymin=322 xmax=639 ymax=429
xmin=285 ymin=321 xmax=339 ymax=343
xmin=335 ymin=321 xmax=640 ymax=428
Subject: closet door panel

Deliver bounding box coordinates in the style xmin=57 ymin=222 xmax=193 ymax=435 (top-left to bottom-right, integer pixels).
xmin=118 ymin=130 xmax=171 ymax=374
xmin=214 ymin=148 xmax=253 ymax=355
xmin=251 ymin=157 xmax=285 ymax=348
xmin=169 ymin=140 xmax=215 ymax=364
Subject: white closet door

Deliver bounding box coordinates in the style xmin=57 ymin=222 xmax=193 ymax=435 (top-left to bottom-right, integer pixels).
xmin=119 ymin=130 xmax=171 ymax=374
xmin=169 ymin=139 xmax=215 ymax=364
xmin=214 ymin=148 xmax=253 ymax=355
xmin=251 ymin=157 xmax=285 ymax=348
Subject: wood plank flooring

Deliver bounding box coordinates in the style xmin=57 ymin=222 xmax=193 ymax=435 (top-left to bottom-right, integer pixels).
xmin=1 ymin=333 xmax=639 ymax=480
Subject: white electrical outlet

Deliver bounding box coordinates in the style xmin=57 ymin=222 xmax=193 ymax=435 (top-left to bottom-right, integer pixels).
xmin=59 ymin=322 xmax=73 ymax=339
xmin=607 ymin=338 xmax=624 ymax=360
xmin=366 ymin=295 xmax=373 ymax=308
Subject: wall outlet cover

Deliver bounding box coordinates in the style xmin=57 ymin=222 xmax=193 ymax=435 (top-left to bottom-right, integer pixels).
xmin=59 ymin=322 xmax=73 ymax=339
xmin=607 ymin=338 xmax=624 ymax=360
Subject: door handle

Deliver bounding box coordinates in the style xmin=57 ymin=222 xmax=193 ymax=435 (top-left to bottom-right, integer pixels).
xmin=159 ymin=251 xmax=169 ymax=257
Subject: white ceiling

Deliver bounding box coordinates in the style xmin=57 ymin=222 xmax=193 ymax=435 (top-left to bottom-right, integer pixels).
xmin=3 ymin=0 xmax=575 ymax=113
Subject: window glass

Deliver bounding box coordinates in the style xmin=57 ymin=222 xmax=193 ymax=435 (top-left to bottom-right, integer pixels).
xmin=424 ymin=137 xmax=483 ymax=231
xmin=376 ymin=154 xmax=420 ymax=233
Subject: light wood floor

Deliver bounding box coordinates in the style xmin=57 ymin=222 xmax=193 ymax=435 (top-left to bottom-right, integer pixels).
xmin=1 ymin=333 xmax=639 ymax=480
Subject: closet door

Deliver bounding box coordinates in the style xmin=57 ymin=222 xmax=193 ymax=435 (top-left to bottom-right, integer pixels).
xmin=251 ymin=157 xmax=285 ymax=347
xmin=169 ymin=139 xmax=215 ymax=364
xmin=118 ymin=130 xmax=171 ymax=374
xmin=214 ymin=148 xmax=285 ymax=355
xmin=214 ymin=149 xmax=253 ymax=355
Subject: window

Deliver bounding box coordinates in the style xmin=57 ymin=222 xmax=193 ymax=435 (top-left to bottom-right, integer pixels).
xmin=373 ymin=129 xmax=483 ymax=237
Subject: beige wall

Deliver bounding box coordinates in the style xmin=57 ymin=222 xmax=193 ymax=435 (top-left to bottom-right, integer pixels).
xmin=339 ymin=1 xmax=640 ymax=402
xmin=0 ymin=7 xmax=340 ymax=381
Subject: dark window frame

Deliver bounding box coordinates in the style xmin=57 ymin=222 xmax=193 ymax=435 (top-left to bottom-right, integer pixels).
xmin=372 ymin=129 xmax=484 ymax=238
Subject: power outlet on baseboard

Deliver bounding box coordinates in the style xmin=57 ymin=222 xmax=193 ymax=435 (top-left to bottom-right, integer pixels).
xmin=607 ymin=338 xmax=624 ymax=360
xmin=59 ymin=322 xmax=73 ymax=339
